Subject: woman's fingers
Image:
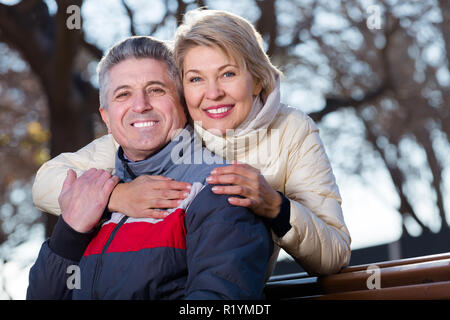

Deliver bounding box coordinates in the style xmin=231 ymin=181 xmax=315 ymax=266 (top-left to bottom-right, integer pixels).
xmin=206 ymin=173 xmax=248 ymax=185
xmin=156 ymin=189 xmax=190 ymax=200
xmin=207 ymin=163 xmax=260 ymax=187
xmin=227 ymin=197 xmax=254 ymax=207
xmin=107 ymin=175 xmax=191 ymax=217
xmin=210 ymin=163 xmax=259 ymax=178
xmin=208 ymin=163 xmax=282 ymax=218
xmin=149 ymin=175 xmax=173 ymax=181
xmin=147 ymin=198 xmax=185 ymax=209
xmin=149 ymin=178 xmax=192 ymax=191
xmin=139 ymin=209 xmax=171 ymax=219
xmin=211 ymin=185 xmax=249 ymax=197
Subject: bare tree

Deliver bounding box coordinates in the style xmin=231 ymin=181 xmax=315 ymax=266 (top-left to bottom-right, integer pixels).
xmin=274 ymin=0 xmax=450 ymax=234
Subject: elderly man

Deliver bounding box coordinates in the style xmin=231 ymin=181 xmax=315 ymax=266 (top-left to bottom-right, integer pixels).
xmin=27 ymin=36 xmax=272 ymax=300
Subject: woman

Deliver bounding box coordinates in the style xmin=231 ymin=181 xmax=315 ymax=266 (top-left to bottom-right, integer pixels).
xmin=32 ymin=9 xmax=351 ymax=275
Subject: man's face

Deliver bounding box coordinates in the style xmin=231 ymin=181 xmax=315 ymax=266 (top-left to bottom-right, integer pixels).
xmin=100 ymin=58 xmax=187 ymax=161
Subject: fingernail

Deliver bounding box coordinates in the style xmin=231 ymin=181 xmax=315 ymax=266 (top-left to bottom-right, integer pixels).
xmin=186 ymin=185 xmax=192 ymax=190
xmin=211 ymin=186 xmax=218 ymax=192
xmin=211 ymin=170 xmax=217 ymax=175
xmin=206 ymin=176 xmax=213 ymax=182
xmin=183 ymin=192 xmax=189 ymax=197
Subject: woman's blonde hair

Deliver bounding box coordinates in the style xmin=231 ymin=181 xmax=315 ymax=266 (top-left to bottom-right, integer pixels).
xmin=174 ymin=9 xmax=282 ymax=100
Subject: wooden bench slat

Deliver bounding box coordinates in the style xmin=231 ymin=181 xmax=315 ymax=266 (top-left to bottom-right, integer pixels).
xmin=265 ymin=252 xmax=450 ymax=300
xmin=313 ymin=281 xmax=450 ymax=300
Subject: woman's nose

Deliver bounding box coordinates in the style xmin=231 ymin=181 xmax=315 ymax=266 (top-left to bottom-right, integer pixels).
xmin=205 ymin=80 xmax=224 ymax=100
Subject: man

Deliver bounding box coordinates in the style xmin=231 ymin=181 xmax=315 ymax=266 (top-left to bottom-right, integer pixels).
xmin=27 ymin=36 xmax=272 ymax=299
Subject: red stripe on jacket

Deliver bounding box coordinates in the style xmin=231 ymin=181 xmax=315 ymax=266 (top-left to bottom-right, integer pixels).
xmin=83 ymin=209 xmax=186 ymax=257
xmin=83 ymin=223 xmax=116 ymax=257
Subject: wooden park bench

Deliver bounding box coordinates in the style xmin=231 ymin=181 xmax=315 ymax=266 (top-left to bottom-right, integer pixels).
xmin=265 ymin=252 xmax=450 ymax=299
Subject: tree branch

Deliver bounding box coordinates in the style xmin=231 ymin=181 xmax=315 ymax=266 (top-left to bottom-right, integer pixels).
xmin=80 ymin=33 xmax=104 ymax=60
xmin=439 ymin=0 xmax=450 ymax=67
xmin=194 ymin=0 xmax=206 ymax=8
xmin=13 ymin=0 xmax=42 ymax=12
xmin=416 ymin=127 xmax=448 ymax=231
xmin=73 ymin=73 xmax=99 ymax=114
xmin=0 ymin=2 xmax=50 ymax=81
xmin=308 ymin=4 xmax=401 ymax=123
xmin=148 ymin=2 xmax=173 ymax=34
xmin=175 ymin=0 xmax=188 ymax=26
xmin=51 ymin=0 xmax=83 ymax=109
xmin=255 ymin=0 xmax=277 ymax=57
xmin=121 ymin=0 xmax=136 ymax=36
xmin=308 ymin=84 xmax=387 ymax=122
xmin=361 ymin=116 xmax=431 ymax=234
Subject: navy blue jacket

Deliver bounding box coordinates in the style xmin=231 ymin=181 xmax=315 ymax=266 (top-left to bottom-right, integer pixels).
xmin=27 ymin=126 xmax=275 ymax=299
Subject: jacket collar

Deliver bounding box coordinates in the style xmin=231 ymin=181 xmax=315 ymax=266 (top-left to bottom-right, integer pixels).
xmin=116 ymin=124 xmax=195 ymax=182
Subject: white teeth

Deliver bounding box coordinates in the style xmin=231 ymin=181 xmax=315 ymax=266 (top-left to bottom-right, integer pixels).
xmin=133 ymin=121 xmax=157 ymax=128
xmin=206 ymin=107 xmax=231 ymax=114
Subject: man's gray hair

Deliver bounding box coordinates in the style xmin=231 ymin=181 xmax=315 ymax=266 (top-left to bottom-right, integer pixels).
xmin=97 ymin=36 xmax=183 ymax=109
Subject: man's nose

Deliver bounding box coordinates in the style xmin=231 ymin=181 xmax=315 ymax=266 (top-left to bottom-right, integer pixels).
xmin=131 ymin=91 xmax=152 ymax=113
xmin=205 ymin=80 xmax=224 ymax=100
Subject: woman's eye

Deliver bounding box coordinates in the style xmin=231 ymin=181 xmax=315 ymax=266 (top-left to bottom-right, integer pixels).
xmin=223 ymin=71 xmax=236 ymax=78
xmin=189 ymin=76 xmax=202 ymax=83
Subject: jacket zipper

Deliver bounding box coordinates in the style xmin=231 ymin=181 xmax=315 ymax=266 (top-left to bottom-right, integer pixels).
xmin=91 ymin=215 xmax=128 ymax=299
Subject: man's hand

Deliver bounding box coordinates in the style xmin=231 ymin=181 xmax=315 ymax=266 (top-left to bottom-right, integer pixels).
xmin=58 ymin=168 xmax=120 ymax=233
xmin=108 ymin=175 xmax=192 ymax=219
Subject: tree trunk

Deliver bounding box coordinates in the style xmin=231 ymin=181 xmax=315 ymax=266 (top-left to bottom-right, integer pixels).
xmin=0 ymin=1 xmax=99 ymax=237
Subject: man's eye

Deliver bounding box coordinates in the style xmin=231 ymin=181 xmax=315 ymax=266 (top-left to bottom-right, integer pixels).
xmin=148 ymin=87 xmax=165 ymax=96
xmin=116 ymin=92 xmax=129 ymax=99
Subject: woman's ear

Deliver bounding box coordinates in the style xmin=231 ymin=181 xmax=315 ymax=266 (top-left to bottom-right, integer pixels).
xmin=253 ymin=80 xmax=263 ymax=96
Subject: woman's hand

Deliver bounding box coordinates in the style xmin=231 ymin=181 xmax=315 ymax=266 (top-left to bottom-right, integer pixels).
xmin=108 ymin=175 xmax=192 ymax=219
xmin=206 ymin=162 xmax=282 ymax=219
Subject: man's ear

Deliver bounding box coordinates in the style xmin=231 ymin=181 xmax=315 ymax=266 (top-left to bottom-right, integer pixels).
xmin=99 ymin=107 xmax=111 ymax=133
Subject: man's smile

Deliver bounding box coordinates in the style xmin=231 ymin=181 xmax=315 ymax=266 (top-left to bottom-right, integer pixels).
xmin=131 ymin=120 xmax=159 ymax=128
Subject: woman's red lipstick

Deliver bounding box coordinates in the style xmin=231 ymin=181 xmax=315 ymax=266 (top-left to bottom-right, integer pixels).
xmin=203 ymin=104 xmax=234 ymax=119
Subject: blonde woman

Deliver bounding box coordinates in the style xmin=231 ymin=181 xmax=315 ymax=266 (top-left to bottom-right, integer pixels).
xmin=33 ymin=9 xmax=351 ymax=275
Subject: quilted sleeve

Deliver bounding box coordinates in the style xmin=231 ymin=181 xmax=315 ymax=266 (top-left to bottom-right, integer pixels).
xmin=274 ymin=115 xmax=351 ymax=275
xmin=32 ymin=134 xmax=118 ymax=215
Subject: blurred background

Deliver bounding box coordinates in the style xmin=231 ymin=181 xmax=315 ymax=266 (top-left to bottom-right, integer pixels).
xmin=0 ymin=0 xmax=449 ymax=299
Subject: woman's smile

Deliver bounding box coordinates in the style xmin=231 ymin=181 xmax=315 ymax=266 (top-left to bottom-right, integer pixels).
xmin=203 ymin=104 xmax=234 ymax=119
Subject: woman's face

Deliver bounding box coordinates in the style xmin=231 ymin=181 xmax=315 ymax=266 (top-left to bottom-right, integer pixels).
xmin=182 ymin=45 xmax=262 ymax=135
